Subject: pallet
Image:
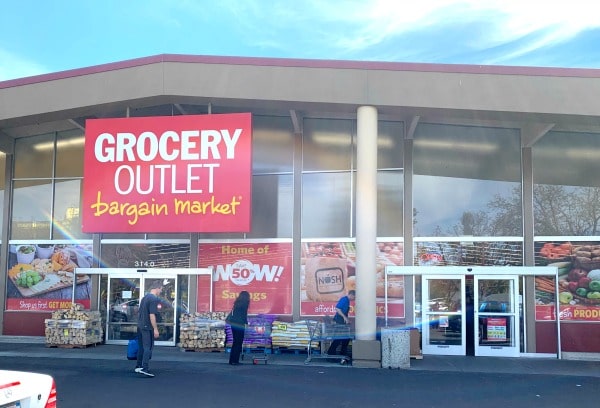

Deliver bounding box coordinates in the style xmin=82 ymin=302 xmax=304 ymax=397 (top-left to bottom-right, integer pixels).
xmin=182 ymin=347 xmax=224 ymax=353
xmin=272 ymin=346 xmax=311 ymax=355
xmin=45 ymin=342 xmax=101 ymax=349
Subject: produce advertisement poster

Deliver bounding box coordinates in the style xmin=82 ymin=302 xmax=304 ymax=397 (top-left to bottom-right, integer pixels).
xmin=82 ymin=113 xmax=252 ymax=233
xmin=534 ymin=241 xmax=600 ymax=322
xmin=197 ymin=242 xmax=292 ymax=314
xmin=5 ymin=244 xmax=93 ymax=311
xmin=300 ymin=241 xmax=405 ymax=318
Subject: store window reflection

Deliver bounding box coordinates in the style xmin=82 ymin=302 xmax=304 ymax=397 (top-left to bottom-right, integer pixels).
xmin=11 ymin=180 xmax=52 ymax=239
xmin=413 ymin=124 xmax=521 ymax=237
xmin=0 ymin=153 xmax=5 ymax=232
xmin=533 ymin=130 xmax=600 ymax=236
xmin=11 ymin=131 xmax=89 ymax=240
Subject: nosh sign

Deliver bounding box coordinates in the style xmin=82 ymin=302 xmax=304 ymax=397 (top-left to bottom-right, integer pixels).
xmin=82 ymin=113 xmax=252 ymax=233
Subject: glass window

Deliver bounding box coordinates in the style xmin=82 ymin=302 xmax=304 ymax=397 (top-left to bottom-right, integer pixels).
xmin=413 ymin=124 xmax=521 ymax=237
xmin=12 ymin=131 xmax=88 ymax=240
xmin=303 ymin=118 xmax=353 ymax=171
xmin=11 ymin=180 xmax=52 ymax=239
xmin=378 ymin=121 xmax=404 ymax=169
xmin=14 ymin=134 xmax=55 ymax=178
xmin=252 ymin=116 xmax=294 ymax=174
xmin=414 ymin=241 xmax=523 ymax=266
xmin=100 ymin=242 xmax=191 ymax=268
xmin=302 ymin=172 xmax=352 ymax=237
xmin=55 ymin=129 xmax=85 ymax=177
xmin=533 ymin=130 xmax=600 ymax=236
xmin=378 ymin=170 xmax=403 ymax=237
xmin=248 ymin=174 xmax=293 ymax=238
xmin=0 ymin=153 xmax=5 ymax=233
xmin=53 ymin=179 xmax=91 ymax=240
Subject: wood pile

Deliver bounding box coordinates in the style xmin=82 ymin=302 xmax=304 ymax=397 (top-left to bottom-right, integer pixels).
xmin=179 ymin=311 xmax=227 ymax=350
xmin=45 ymin=304 xmax=103 ymax=347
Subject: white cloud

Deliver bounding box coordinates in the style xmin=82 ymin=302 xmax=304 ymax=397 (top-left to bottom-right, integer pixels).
xmin=208 ymin=0 xmax=600 ymax=63
xmin=0 ymin=49 xmax=48 ymax=81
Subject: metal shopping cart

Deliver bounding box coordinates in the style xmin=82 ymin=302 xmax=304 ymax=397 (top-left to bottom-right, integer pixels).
xmin=241 ymin=316 xmax=272 ymax=364
xmin=305 ymin=317 xmax=353 ymax=365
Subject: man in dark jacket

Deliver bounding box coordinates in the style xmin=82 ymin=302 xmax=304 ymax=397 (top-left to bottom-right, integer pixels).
xmin=134 ymin=280 xmax=163 ymax=377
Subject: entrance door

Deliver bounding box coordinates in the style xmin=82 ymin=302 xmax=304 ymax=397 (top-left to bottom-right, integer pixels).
xmin=106 ymin=273 xmax=178 ymax=346
xmin=422 ymin=275 xmax=465 ymax=355
xmin=474 ymin=275 xmax=519 ymax=357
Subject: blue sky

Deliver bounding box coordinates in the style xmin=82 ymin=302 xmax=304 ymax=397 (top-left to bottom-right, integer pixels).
xmin=2 ymin=0 xmax=600 ymax=81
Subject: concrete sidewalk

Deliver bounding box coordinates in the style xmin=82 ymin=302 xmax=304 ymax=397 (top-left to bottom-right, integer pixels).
xmin=1 ymin=337 xmax=598 ymax=378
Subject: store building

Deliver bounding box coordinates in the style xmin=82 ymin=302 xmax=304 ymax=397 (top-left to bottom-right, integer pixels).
xmin=1 ymin=55 xmax=600 ymax=365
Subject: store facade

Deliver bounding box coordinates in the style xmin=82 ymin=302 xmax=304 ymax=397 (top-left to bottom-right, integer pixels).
xmin=1 ymin=55 xmax=600 ymax=363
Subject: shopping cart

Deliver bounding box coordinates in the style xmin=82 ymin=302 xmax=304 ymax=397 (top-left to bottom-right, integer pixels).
xmin=305 ymin=317 xmax=353 ymax=365
xmin=241 ymin=316 xmax=272 ymax=364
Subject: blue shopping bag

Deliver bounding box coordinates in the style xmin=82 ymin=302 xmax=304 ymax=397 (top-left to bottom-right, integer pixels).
xmin=127 ymin=339 xmax=138 ymax=360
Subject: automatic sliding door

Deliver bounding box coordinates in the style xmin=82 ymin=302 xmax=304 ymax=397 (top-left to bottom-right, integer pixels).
xmin=474 ymin=275 xmax=519 ymax=357
xmin=106 ymin=274 xmax=177 ymax=346
xmin=107 ymin=274 xmax=141 ymax=343
xmin=422 ymin=275 xmax=465 ymax=355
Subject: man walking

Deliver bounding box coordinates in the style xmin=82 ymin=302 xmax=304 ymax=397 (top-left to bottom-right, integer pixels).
xmin=135 ymin=280 xmax=163 ymax=377
xmin=327 ymin=290 xmax=355 ymax=357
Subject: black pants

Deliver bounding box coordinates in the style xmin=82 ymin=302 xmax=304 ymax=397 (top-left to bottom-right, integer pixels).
xmin=229 ymin=325 xmax=245 ymax=364
xmin=136 ymin=329 xmax=154 ymax=370
xmin=327 ymin=338 xmax=350 ymax=356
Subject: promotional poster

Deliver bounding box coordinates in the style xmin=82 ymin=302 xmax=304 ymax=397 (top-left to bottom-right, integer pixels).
xmin=6 ymin=244 xmax=93 ymax=311
xmin=197 ymin=242 xmax=293 ymax=314
xmin=534 ymin=241 xmax=600 ymax=322
xmin=300 ymin=241 xmax=405 ymax=318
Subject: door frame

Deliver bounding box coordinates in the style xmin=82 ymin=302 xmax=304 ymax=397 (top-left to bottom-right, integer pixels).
xmin=73 ymin=268 xmax=212 ymax=346
xmin=106 ymin=272 xmax=179 ymax=346
xmin=474 ymin=274 xmax=520 ymax=357
xmin=422 ymin=274 xmax=466 ymax=356
xmin=385 ymin=266 xmax=560 ymax=357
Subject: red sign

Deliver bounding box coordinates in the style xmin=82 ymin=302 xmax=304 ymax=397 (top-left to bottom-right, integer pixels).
xmin=536 ymin=304 xmax=600 ymax=322
xmin=82 ymin=113 xmax=252 ymax=233
xmin=5 ymin=299 xmax=90 ymax=311
xmin=197 ymin=242 xmax=292 ymax=314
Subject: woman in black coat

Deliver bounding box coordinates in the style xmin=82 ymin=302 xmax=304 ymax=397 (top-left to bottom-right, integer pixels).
xmin=228 ymin=291 xmax=250 ymax=365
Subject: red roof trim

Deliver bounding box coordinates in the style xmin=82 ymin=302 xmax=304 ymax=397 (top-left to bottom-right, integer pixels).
xmin=2 ymin=53 xmax=600 ymax=89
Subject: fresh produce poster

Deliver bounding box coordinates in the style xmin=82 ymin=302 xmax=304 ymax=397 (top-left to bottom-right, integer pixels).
xmin=535 ymin=241 xmax=600 ymax=322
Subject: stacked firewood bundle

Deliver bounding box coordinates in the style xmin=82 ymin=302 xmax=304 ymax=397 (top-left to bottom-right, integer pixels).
xmin=45 ymin=304 xmax=103 ymax=347
xmin=179 ymin=311 xmax=227 ymax=350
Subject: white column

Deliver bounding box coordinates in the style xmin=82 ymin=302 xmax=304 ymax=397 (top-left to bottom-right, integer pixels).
xmin=355 ymin=106 xmax=377 ymax=341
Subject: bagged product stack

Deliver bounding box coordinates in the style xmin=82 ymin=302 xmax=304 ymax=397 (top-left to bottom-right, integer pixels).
xmin=45 ymin=304 xmax=103 ymax=347
xmin=270 ymin=320 xmax=318 ymax=351
xmin=179 ymin=311 xmax=227 ymax=350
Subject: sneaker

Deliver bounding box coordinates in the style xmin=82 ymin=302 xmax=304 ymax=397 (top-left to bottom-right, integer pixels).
xmin=137 ymin=369 xmax=155 ymax=377
xmin=134 ymin=367 xmax=142 ymax=373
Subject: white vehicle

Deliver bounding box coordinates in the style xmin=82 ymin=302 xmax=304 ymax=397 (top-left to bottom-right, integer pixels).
xmin=0 ymin=370 xmax=57 ymax=408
